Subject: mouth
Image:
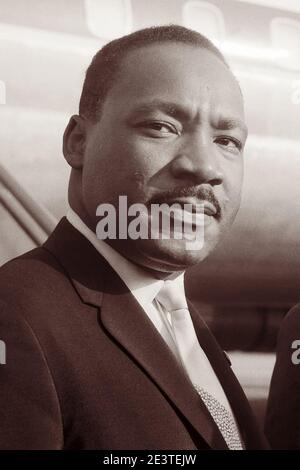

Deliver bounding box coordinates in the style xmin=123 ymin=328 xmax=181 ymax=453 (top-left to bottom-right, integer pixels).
xmin=152 ymin=198 xmax=218 ymax=217
xmin=144 ymin=198 xmax=215 ymax=242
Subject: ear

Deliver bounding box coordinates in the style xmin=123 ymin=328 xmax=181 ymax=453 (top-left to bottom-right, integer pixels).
xmin=63 ymin=115 xmax=88 ymax=169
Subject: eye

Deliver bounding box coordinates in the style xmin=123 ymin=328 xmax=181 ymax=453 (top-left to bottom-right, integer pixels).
xmin=215 ymin=136 xmax=242 ymax=153
xmin=136 ymin=121 xmax=180 ymax=137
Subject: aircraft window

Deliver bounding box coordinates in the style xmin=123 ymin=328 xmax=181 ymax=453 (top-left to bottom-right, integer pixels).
xmin=84 ymin=0 xmax=133 ymax=39
xmin=182 ymin=1 xmax=225 ymax=43
xmin=271 ymin=17 xmax=300 ymax=70
xmin=237 ymin=0 xmax=300 ymax=15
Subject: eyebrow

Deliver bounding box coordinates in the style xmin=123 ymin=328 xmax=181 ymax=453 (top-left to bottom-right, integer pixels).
xmin=128 ymin=100 xmax=191 ymax=122
xmin=128 ymin=100 xmax=248 ymax=136
xmin=213 ymin=117 xmax=248 ymax=137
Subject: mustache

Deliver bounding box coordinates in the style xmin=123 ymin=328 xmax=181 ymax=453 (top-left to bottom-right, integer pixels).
xmin=147 ymin=186 xmax=222 ymax=220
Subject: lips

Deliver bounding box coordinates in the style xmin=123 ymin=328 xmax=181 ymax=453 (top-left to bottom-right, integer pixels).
xmin=154 ymin=203 xmax=205 ymax=231
xmin=155 ymin=198 xmax=217 ymax=217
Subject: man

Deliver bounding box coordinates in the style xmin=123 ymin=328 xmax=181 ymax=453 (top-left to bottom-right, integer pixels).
xmin=0 ymin=25 xmax=268 ymax=450
xmin=265 ymin=305 xmax=300 ymax=449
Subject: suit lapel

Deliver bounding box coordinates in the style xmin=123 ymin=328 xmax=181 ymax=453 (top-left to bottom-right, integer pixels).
xmin=188 ymin=301 xmax=269 ymax=450
xmin=100 ymin=271 xmax=228 ymax=449
xmin=44 ymin=218 xmax=228 ymax=449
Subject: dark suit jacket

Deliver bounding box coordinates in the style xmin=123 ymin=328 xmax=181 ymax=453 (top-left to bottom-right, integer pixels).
xmin=0 ymin=218 xmax=268 ymax=449
xmin=265 ymin=304 xmax=300 ymax=449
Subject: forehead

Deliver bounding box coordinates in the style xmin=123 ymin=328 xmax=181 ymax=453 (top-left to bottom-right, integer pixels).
xmin=102 ymin=43 xmax=244 ymax=119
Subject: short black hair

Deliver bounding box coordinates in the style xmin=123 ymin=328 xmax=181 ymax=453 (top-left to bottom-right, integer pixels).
xmin=79 ymin=24 xmax=230 ymax=121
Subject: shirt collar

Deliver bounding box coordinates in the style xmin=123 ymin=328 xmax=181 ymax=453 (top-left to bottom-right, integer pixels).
xmin=66 ymin=208 xmax=185 ymax=307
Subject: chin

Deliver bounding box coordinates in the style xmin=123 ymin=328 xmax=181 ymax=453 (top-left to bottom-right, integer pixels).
xmin=130 ymin=237 xmax=218 ymax=273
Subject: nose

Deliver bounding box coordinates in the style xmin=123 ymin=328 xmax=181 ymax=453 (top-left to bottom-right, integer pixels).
xmin=170 ymin=133 xmax=223 ymax=186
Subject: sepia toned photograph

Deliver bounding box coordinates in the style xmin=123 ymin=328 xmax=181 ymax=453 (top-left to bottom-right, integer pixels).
xmin=0 ymin=0 xmax=300 ymax=457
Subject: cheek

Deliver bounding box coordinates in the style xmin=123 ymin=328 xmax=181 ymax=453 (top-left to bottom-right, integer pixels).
xmin=221 ymin=161 xmax=243 ymax=210
xmin=124 ymin=138 xmax=168 ymax=172
xmin=224 ymin=158 xmax=243 ymax=190
xmin=84 ymin=130 xmax=173 ymax=205
xmin=116 ymin=140 xmax=170 ymax=197
xmin=102 ymin=135 xmax=160 ymax=177
xmin=82 ymin=144 xmax=156 ymax=206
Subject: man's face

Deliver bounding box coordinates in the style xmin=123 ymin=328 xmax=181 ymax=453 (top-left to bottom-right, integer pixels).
xmin=80 ymin=43 xmax=247 ymax=273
